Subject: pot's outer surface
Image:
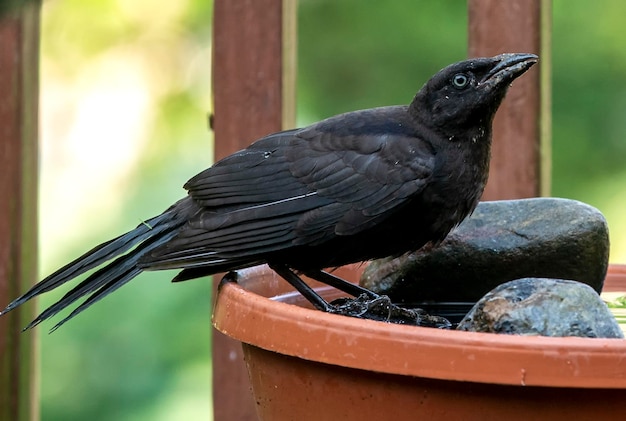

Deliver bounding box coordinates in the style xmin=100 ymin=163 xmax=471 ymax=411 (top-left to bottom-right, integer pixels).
xmin=213 ymin=265 xmax=626 ymax=420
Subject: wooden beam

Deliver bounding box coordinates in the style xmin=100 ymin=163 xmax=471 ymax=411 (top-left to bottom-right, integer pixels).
xmin=211 ymin=0 xmax=296 ymax=419
xmin=0 ymin=2 xmax=40 ymax=421
xmin=212 ymin=0 xmax=296 ymax=162
xmin=468 ymin=0 xmax=551 ymax=199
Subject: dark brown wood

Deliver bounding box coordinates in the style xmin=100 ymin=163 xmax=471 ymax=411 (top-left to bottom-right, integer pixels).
xmin=468 ymin=0 xmax=551 ymax=199
xmin=213 ymin=0 xmax=285 ymax=162
xmin=0 ymin=2 xmax=40 ymax=421
xmin=212 ymin=0 xmax=295 ymax=419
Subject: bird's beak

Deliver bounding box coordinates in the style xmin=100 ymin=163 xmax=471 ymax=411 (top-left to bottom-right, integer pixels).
xmin=479 ymin=53 xmax=538 ymax=87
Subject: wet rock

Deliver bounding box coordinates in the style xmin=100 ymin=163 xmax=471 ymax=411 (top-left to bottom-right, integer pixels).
xmin=361 ymin=198 xmax=609 ymax=303
xmin=457 ymin=278 xmax=624 ymax=338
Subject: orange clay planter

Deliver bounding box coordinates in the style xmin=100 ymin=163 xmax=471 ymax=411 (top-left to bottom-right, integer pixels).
xmin=212 ymin=265 xmax=626 ymax=421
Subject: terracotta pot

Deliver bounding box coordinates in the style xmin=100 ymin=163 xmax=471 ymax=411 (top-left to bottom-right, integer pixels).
xmin=212 ymin=265 xmax=626 ymax=421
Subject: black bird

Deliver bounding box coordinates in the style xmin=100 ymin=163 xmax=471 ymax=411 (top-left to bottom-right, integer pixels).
xmin=1 ymin=53 xmax=537 ymax=331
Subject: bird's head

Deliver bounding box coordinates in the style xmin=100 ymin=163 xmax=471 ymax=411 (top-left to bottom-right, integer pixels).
xmin=411 ymin=53 xmax=538 ymax=133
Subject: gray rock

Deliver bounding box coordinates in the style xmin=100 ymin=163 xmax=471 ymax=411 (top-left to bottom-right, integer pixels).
xmin=360 ymin=198 xmax=609 ymax=303
xmin=457 ymin=278 xmax=624 ymax=338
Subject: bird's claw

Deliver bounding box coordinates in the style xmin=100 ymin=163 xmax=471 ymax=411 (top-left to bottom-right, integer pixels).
xmin=330 ymin=294 xmax=452 ymax=328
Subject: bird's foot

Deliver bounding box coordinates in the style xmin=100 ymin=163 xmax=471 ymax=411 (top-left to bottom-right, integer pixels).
xmin=254 ymin=264 xmax=452 ymax=328
xmin=330 ymin=294 xmax=452 ymax=328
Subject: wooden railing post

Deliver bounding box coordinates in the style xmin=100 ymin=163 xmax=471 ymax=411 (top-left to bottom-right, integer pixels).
xmin=468 ymin=0 xmax=551 ymax=199
xmin=0 ymin=2 xmax=40 ymax=420
xmin=211 ymin=0 xmax=296 ymax=419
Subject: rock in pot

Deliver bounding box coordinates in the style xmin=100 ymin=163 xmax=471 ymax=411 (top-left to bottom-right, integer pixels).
xmin=457 ymin=277 xmax=624 ymax=338
xmin=361 ymin=198 xmax=610 ymax=303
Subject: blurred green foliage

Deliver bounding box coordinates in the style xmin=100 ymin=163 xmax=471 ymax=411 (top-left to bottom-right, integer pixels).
xmin=34 ymin=0 xmax=626 ymax=420
xmin=298 ymin=0 xmax=466 ymax=118
xmin=38 ymin=1 xmax=214 ymax=420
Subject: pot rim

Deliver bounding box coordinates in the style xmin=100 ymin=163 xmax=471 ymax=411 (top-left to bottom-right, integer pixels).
xmin=212 ymin=264 xmax=626 ymax=388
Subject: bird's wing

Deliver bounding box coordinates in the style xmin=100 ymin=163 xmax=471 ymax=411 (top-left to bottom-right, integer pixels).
xmin=288 ymin=117 xmax=435 ymax=243
xmin=143 ymin=110 xmax=436 ymax=269
xmin=185 ymin=129 xmax=310 ymax=207
xmin=142 ymin=130 xmax=328 ymax=269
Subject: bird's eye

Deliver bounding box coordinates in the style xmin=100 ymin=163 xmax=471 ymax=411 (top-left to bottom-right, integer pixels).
xmin=452 ymin=73 xmax=469 ymax=89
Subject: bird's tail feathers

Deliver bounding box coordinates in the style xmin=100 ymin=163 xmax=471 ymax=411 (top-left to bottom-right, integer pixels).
xmin=1 ymin=210 xmax=181 ymax=331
